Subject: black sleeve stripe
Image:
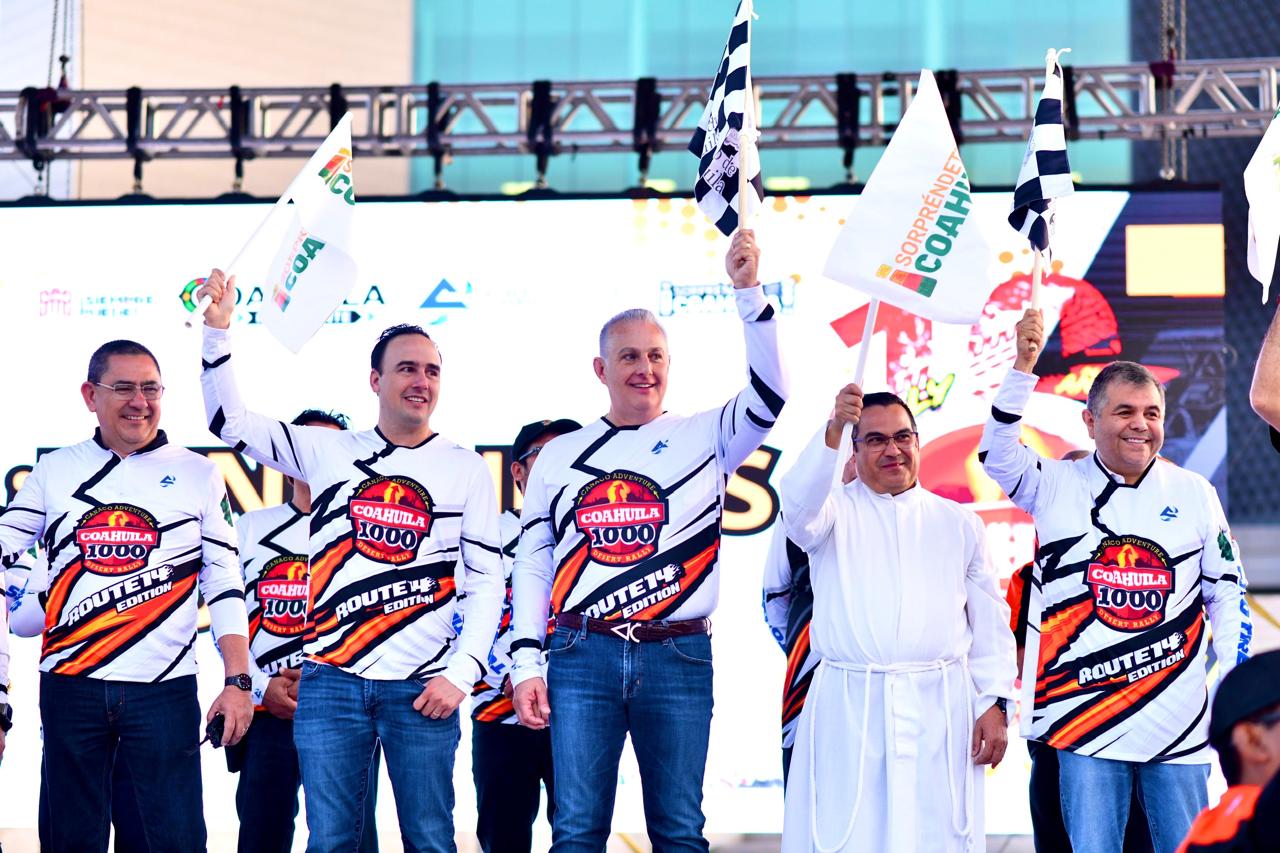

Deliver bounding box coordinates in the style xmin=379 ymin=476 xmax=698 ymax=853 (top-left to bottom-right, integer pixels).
xmin=977 ymin=450 xmax=989 ymax=464
xmin=202 ymin=354 xmax=231 ymax=370
xmin=510 ymin=638 xmax=542 ymax=653
xmin=208 ymin=407 xmax=227 ymax=437
xmin=991 ymin=406 xmax=1021 ymax=425
xmin=202 ymin=536 xmax=239 ymax=554
xmin=207 ymin=589 xmax=245 ymax=605
xmin=461 ymin=536 xmax=502 ymax=556
xmin=233 ymin=441 xmax=247 ymax=454
xmin=745 ymin=408 xmax=774 ymax=430
xmin=279 ymin=424 xmax=300 ymax=470
xmin=1008 ymin=474 xmax=1025 ymax=499
xmin=756 ymin=303 xmax=775 ymax=322
xmin=749 ymin=367 xmax=786 ymax=417
xmin=468 ymin=653 xmax=487 ymax=678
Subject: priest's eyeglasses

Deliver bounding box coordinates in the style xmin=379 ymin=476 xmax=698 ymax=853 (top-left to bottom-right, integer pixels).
xmin=852 ymin=430 xmax=918 ymax=451
xmin=94 ymin=382 xmax=165 ymax=400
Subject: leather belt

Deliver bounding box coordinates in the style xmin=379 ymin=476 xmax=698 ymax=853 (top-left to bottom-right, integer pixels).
xmin=555 ymin=612 xmax=710 ymax=643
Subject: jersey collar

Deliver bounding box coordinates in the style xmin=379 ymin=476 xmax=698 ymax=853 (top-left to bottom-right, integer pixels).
xmin=92 ymin=428 xmax=170 ymax=457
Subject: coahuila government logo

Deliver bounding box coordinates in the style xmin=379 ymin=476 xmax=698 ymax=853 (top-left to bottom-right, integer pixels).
xmin=319 ymin=147 xmax=356 ymax=206
xmin=348 ymin=476 xmax=434 ymax=565
xmin=877 ymin=147 xmax=973 ymax=298
xmin=75 ymin=504 xmax=161 ymax=575
xmin=272 ymin=229 xmax=328 ymax=311
xmin=574 ymin=471 xmax=669 ymax=566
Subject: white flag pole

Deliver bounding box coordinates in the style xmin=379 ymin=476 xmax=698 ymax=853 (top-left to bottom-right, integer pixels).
xmin=184 ymin=194 xmax=292 ymax=328
xmin=833 ymin=297 xmax=881 ymax=488
xmin=1031 ymin=248 xmax=1044 ymax=310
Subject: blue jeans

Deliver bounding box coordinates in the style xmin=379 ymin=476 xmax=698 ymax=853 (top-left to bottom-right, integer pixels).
xmin=1058 ymin=749 xmax=1209 ymax=853
xmin=39 ymin=672 xmax=205 ymax=853
xmin=293 ymin=661 xmax=460 ymax=853
xmin=546 ymin=624 xmax=714 ymax=852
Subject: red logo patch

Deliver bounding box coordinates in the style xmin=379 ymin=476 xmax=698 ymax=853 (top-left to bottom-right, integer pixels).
xmin=75 ymin=504 xmax=160 ymax=575
xmin=349 ymin=476 xmax=433 ymax=565
xmin=257 ymin=555 xmax=310 ymax=636
xmin=1086 ymin=536 xmax=1173 ymax=631
xmin=573 ymin=471 xmax=668 ymax=566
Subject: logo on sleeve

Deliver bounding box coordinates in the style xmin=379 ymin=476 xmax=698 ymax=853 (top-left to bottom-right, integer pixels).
xmin=573 ymin=472 xmax=668 ymax=566
xmin=74 ymin=504 xmax=160 ymax=575
xmin=349 ymin=476 xmax=434 ymax=565
xmin=257 ymin=556 xmax=310 ymax=636
xmin=1086 ymin=536 xmax=1173 ymax=632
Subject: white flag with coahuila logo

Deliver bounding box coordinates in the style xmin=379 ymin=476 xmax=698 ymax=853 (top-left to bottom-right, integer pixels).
xmin=823 ymin=70 xmax=996 ymax=324
xmin=261 ymin=113 xmax=360 ymax=352
xmin=1245 ymin=104 xmax=1280 ymax=304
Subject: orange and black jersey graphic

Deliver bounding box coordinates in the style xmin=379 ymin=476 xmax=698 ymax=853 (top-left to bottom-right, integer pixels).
xmin=762 ymin=522 xmax=817 ymax=751
xmin=1177 ymin=781 xmax=1280 ymax=852
xmin=0 ymin=431 xmax=246 ymax=681
xmin=202 ymin=325 xmax=504 ymax=688
xmin=510 ymin=285 xmax=786 ymax=657
xmin=237 ymin=502 xmax=311 ymax=705
xmin=471 ymin=509 xmax=522 ymax=725
xmin=980 ymin=369 xmax=1251 ymax=763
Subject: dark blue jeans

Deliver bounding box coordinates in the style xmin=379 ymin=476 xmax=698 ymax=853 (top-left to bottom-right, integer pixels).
xmin=39 ymin=672 xmax=205 ymax=853
xmin=546 ymin=624 xmax=714 ymax=852
xmin=293 ymin=661 xmax=460 ymax=853
xmin=233 ymin=710 xmax=382 ymax=853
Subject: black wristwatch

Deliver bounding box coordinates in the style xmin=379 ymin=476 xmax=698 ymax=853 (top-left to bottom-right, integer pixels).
xmin=995 ymin=697 xmax=1010 ymax=722
xmin=225 ymin=674 xmax=253 ymax=691
xmin=0 ymin=702 xmax=12 ymax=733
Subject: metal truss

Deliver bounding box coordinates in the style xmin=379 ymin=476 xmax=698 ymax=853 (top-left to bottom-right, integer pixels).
xmin=1 ymin=57 xmax=1277 ymax=166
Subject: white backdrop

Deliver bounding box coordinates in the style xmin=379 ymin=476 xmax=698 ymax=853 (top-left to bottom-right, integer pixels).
xmin=0 ymin=191 xmax=1210 ymax=843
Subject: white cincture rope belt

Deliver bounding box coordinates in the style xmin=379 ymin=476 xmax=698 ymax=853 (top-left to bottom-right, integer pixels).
xmin=808 ymin=657 xmax=974 ymax=853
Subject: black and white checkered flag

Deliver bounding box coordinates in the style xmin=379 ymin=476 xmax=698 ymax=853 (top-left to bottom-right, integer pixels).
xmin=1008 ymin=48 xmax=1075 ymax=252
xmin=688 ymin=0 xmax=763 ymax=236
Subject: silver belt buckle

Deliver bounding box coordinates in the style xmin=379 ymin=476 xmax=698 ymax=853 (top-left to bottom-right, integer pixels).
xmin=610 ymin=621 xmax=641 ymax=643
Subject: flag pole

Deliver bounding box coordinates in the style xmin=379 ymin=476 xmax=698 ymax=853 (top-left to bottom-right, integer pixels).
xmin=184 ymin=194 xmax=292 ymax=328
xmin=737 ymin=0 xmax=755 ymax=232
xmin=834 ymin=297 xmax=881 ymax=488
xmin=1031 ymin=249 xmax=1044 ymax=311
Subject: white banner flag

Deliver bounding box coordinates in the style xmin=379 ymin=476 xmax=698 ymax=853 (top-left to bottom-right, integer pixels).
xmin=261 ymin=113 xmax=360 ymax=352
xmin=823 ymin=70 xmax=996 ymax=324
xmin=1245 ymin=105 xmax=1280 ymax=304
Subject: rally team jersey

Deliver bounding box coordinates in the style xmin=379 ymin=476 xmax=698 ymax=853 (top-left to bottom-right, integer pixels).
xmin=980 ymin=369 xmax=1251 ymax=763
xmin=237 ymin=502 xmax=310 ymax=705
xmin=471 ymin=509 xmax=521 ymax=725
xmin=510 ymin=286 xmax=786 ymax=652
xmin=0 ymin=431 xmax=246 ymax=680
xmin=761 ymin=521 xmax=817 ymax=752
xmin=202 ymin=326 xmax=504 ymax=687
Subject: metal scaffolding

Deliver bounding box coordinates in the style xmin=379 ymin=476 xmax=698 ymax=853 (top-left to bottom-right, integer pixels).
xmin=1 ymin=57 xmax=1276 ymax=175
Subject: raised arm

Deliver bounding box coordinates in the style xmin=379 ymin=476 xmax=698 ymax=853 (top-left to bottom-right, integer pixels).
xmin=715 ymin=230 xmax=789 ymax=472
xmin=195 ymin=270 xmax=325 ymax=482
xmin=1250 ymin=299 xmax=1280 ymax=432
xmin=978 ymin=309 xmax=1052 ymax=514
xmin=780 ymin=384 xmax=862 ymax=552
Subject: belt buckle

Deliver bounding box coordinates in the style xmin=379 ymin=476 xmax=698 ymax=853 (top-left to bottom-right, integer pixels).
xmin=610 ymin=621 xmax=641 ymax=643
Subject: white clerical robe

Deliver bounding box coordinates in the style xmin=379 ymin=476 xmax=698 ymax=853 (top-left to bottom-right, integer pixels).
xmin=779 ymin=429 xmax=1016 ymax=853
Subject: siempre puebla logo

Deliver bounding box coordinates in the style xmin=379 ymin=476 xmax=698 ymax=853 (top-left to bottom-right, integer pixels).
xmin=319 ymin=148 xmax=356 ymax=206
xmin=1086 ymin=536 xmax=1174 ymax=632
xmin=349 ymin=476 xmax=434 ymax=565
xmin=257 ymin=555 xmax=309 ymax=636
xmin=75 ymin=504 xmax=160 ymax=575
xmin=878 ymin=146 xmax=972 ymax=299
xmin=574 ymin=471 xmax=668 ymax=566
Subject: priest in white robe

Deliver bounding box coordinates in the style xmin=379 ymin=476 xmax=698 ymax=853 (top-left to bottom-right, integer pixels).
xmin=779 ymin=384 xmax=1017 ymax=853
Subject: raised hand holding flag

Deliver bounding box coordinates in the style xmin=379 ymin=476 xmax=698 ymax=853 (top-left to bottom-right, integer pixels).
xmin=1245 ymin=104 xmax=1280 ymax=304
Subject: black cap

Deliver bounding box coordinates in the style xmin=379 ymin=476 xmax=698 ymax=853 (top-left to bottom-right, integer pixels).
xmin=1209 ymin=650 xmax=1280 ymax=745
xmin=511 ymin=419 xmax=582 ymax=464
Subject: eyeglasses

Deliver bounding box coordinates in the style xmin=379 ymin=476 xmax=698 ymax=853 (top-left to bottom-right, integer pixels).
xmin=852 ymin=430 xmax=918 ymax=452
xmin=94 ymin=382 xmax=164 ymax=401
xmin=516 ymin=447 xmax=542 ymax=464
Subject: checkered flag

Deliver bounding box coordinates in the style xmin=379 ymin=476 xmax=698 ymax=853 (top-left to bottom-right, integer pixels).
xmin=688 ymin=0 xmax=763 ymax=236
xmin=1008 ymin=48 xmax=1075 ymax=252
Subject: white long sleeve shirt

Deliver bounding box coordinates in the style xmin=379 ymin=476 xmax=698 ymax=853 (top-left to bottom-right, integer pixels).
xmin=979 ymin=368 xmax=1251 ymax=763
xmin=201 ymin=326 xmax=504 ymax=692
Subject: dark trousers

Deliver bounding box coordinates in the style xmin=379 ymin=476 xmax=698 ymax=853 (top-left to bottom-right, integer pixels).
xmin=230 ymin=710 xmax=382 ymax=853
xmin=472 ymin=720 xmax=554 ymax=853
xmin=39 ymin=672 xmax=205 ymax=853
xmin=1028 ymin=739 xmax=1156 ymax=853
xmin=39 ymin=755 xmax=152 ymax=852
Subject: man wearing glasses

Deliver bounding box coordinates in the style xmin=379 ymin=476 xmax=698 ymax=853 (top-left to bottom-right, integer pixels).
xmin=0 ymin=339 xmax=252 ymax=851
xmin=778 ymin=384 xmax=1016 ymax=853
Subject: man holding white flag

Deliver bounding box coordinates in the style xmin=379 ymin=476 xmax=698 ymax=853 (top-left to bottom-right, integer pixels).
xmin=1245 ymin=105 xmax=1280 ymax=305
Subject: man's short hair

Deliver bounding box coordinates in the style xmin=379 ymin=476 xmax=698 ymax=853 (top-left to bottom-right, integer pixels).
xmin=852 ymin=392 xmax=918 ymax=440
xmin=598 ymin=309 xmax=666 ymax=358
xmin=291 ymin=409 xmax=350 ymax=430
xmin=87 ymin=340 xmax=160 ymax=384
xmin=370 ymin=324 xmax=436 ymax=373
xmin=1086 ymin=361 xmax=1165 ymax=417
